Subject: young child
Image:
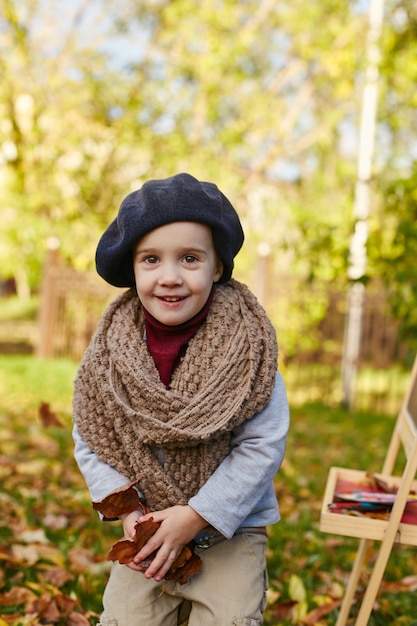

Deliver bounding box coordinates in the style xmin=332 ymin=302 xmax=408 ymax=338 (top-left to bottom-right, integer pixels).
xmin=72 ymin=173 xmax=289 ymax=626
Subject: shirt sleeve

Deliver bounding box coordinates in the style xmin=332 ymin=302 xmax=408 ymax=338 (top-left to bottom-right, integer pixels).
xmin=73 ymin=423 xmax=131 ymax=503
xmin=188 ymin=371 xmax=290 ymax=539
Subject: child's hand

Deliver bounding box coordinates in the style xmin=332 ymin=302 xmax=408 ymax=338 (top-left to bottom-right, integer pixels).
xmin=118 ymin=509 xmax=149 ymax=573
xmin=120 ymin=509 xmax=142 ymax=540
xmin=131 ymin=505 xmax=207 ymax=581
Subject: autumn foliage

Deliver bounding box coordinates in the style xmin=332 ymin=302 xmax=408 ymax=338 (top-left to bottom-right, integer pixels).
xmin=0 ymin=397 xmax=112 ymax=625
xmin=2 ymin=357 xmax=417 ymax=625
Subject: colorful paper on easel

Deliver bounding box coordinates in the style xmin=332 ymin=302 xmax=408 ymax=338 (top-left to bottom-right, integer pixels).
xmin=335 ymin=490 xmax=417 ymax=505
xmin=332 ymin=476 xmax=417 ymax=525
xmin=328 ymin=501 xmax=391 ymax=512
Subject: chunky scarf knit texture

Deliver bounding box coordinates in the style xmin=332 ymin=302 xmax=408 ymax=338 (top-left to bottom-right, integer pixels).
xmin=73 ymin=279 xmax=278 ymax=510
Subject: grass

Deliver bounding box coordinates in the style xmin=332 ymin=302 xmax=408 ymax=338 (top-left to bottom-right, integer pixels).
xmin=0 ymin=355 xmax=416 ymax=625
xmin=0 ymin=355 xmax=121 ymax=624
xmin=0 ymin=296 xmax=39 ymax=322
xmin=265 ymin=403 xmax=417 ymax=625
xmin=0 ymin=297 xmax=39 ymax=355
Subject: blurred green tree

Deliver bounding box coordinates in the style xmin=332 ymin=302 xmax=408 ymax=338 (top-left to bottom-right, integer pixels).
xmin=1 ymin=0 xmax=416 ymax=367
xmin=0 ymin=0 xmax=134 ymax=294
xmin=0 ymin=0 xmax=367 ymax=298
xmin=367 ymin=0 xmax=417 ymax=350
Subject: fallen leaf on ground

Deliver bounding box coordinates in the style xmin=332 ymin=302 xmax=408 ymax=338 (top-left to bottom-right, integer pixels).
xmin=40 ymin=566 xmax=75 ymax=588
xmin=268 ymin=599 xmax=298 ymax=621
xmin=39 ymin=402 xmax=63 ymax=427
xmin=0 ymin=586 xmax=37 ymax=607
xmin=68 ymin=547 xmax=97 ymax=574
xmin=302 ymin=600 xmax=342 ymax=624
xmin=67 ymin=612 xmax=91 ymax=625
xmin=380 ymin=574 xmax=417 ymax=593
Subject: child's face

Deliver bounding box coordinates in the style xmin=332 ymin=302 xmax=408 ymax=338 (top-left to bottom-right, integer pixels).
xmin=133 ymin=221 xmax=223 ymax=326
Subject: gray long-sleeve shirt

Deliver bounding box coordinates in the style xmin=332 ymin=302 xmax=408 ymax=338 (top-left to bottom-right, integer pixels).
xmin=73 ymin=371 xmax=289 ymax=539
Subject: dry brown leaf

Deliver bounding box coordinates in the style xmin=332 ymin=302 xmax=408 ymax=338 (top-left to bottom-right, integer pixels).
xmin=0 ymin=586 xmax=36 ymax=607
xmin=11 ymin=544 xmax=39 ymax=566
xmin=39 ymin=402 xmax=63 ymax=428
xmin=92 ymin=481 xmax=145 ymax=518
xmin=55 ymin=594 xmax=78 ymax=615
xmin=165 ymin=544 xmax=192 ymax=573
xmin=99 ymin=488 xmax=203 ymax=585
xmin=107 ymin=537 xmax=139 ymax=565
xmin=268 ymin=599 xmax=298 ymax=621
xmin=302 ymin=600 xmax=342 ymax=624
xmin=164 ymin=549 xmax=203 ymax=584
xmin=67 ymin=612 xmax=91 ymax=625
xmin=68 ymin=547 xmax=96 ymax=574
xmin=28 ymin=593 xmax=61 ymax=622
xmin=380 ymin=574 xmax=417 ymax=593
xmin=107 ymin=518 xmax=159 ymax=564
xmin=43 ymin=513 xmax=69 ymax=530
xmin=107 ymin=519 xmax=203 ymax=584
xmin=134 ymin=518 xmax=160 ymax=549
xmin=28 ymin=592 xmax=80 ymax=623
xmin=41 ymin=566 xmax=74 ymax=588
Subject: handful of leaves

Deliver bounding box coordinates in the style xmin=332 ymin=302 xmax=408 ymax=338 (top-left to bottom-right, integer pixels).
xmin=92 ymin=482 xmax=203 ymax=585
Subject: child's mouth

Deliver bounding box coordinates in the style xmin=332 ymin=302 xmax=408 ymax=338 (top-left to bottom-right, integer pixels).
xmin=159 ymin=296 xmax=184 ymax=302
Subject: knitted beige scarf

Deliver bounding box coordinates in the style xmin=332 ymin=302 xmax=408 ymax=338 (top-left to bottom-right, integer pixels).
xmin=73 ymin=279 xmax=278 ymax=510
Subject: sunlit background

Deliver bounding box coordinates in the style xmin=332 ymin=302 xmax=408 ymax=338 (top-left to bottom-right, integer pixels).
xmin=1 ymin=1 xmax=417 ymax=623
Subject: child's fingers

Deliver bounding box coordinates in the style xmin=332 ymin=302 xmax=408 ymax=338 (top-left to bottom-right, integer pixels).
xmin=125 ymin=560 xmax=149 ymax=573
xmin=143 ymin=547 xmax=178 ymax=582
xmin=139 ymin=510 xmax=164 ymax=524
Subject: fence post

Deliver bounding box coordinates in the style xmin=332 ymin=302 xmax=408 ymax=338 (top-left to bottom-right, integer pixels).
xmin=252 ymin=243 xmax=271 ymax=310
xmin=37 ymin=239 xmax=60 ymax=358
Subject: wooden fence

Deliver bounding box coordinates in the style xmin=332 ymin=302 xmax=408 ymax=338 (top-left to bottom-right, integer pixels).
xmin=37 ymin=249 xmax=121 ymax=361
xmin=36 ymin=250 xmax=413 ymax=412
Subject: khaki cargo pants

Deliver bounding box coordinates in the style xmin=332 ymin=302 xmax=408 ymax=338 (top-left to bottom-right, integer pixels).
xmin=101 ymin=532 xmax=268 ymax=626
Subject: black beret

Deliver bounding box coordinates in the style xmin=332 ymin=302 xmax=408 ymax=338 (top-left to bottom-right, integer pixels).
xmin=95 ymin=173 xmax=244 ymax=287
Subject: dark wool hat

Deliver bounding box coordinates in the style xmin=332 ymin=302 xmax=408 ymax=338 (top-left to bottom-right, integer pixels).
xmin=95 ymin=173 xmax=244 ymax=287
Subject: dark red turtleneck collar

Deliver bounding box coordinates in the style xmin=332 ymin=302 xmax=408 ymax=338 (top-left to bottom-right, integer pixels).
xmin=143 ymin=289 xmax=214 ymax=388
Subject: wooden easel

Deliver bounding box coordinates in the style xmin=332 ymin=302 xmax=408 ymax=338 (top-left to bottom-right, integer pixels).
xmin=320 ymin=355 xmax=417 ymax=625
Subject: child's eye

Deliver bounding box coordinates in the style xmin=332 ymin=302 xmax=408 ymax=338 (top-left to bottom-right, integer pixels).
xmin=144 ymin=255 xmax=159 ymax=264
xmin=183 ymin=255 xmax=198 ymax=264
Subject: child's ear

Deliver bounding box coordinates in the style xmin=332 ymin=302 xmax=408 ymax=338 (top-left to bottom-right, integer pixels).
xmin=213 ymin=258 xmax=224 ymax=283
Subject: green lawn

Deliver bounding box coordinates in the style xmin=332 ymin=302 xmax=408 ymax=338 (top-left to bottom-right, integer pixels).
xmin=0 ymin=355 xmax=415 ymax=625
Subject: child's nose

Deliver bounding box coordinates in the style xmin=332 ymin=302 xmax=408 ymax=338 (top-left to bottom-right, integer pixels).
xmin=158 ymin=263 xmax=182 ymax=285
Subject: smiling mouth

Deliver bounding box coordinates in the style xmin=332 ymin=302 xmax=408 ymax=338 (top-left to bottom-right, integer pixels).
xmin=158 ymin=296 xmax=185 ymax=302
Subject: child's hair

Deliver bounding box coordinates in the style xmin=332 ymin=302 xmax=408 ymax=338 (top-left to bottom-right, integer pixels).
xmin=95 ymin=173 xmax=244 ymax=287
